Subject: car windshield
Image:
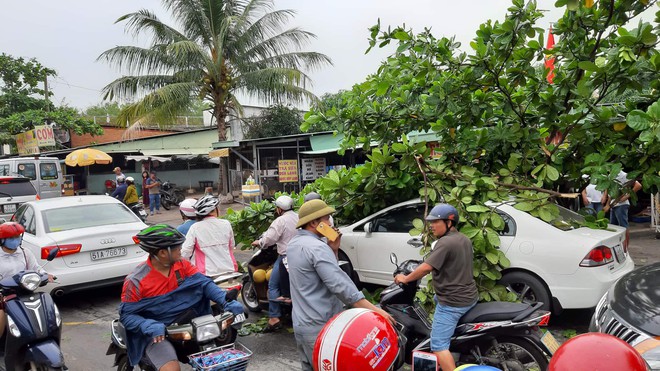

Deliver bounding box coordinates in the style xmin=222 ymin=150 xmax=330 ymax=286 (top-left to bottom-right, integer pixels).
xmin=42 ymin=203 xmax=139 ymax=232
xmin=0 ymin=180 xmax=37 ymax=196
xmin=543 ymin=204 xmax=586 ymax=231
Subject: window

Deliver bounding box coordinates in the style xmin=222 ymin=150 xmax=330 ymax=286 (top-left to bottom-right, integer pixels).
xmin=0 ymin=179 xmax=37 ymax=196
xmin=0 ymin=165 xmax=9 ymax=176
xmin=498 ymin=211 xmax=517 ymax=236
xmin=370 ymin=204 xmax=426 ymax=233
xmin=17 ymin=206 xmax=36 ymax=235
xmin=40 ymin=163 xmax=58 ymax=180
xmin=17 ymin=163 xmax=36 ymax=180
xmin=42 ymin=203 xmax=139 ymax=233
xmin=542 ymin=205 xmax=586 ymax=231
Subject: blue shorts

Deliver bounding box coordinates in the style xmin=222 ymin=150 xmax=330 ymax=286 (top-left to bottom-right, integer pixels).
xmin=431 ymin=297 xmax=476 ymax=351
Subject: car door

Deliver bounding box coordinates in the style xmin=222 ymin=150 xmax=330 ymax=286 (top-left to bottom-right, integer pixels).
xmin=354 ymin=203 xmax=426 ymax=284
xmin=38 ymin=161 xmax=61 ymax=199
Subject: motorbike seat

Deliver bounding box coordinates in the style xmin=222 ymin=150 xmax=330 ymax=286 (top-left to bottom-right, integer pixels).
xmin=459 ymin=302 xmax=542 ymax=324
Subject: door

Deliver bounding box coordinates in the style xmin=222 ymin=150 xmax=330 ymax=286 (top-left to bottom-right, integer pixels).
xmin=354 ymin=203 xmax=426 ymax=284
xmin=38 ymin=161 xmax=62 ymax=199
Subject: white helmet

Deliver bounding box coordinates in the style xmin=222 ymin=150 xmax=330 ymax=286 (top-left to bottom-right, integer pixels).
xmin=179 ymin=198 xmax=198 ymax=217
xmin=125 ymin=176 xmax=135 ymax=183
xmin=275 ymin=195 xmax=294 ymax=211
xmin=116 ymin=175 xmax=126 ymax=183
xmin=194 ymin=195 xmax=220 ymax=216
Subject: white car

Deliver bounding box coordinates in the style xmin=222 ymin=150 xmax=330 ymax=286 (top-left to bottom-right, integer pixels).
xmin=9 ymin=195 xmax=148 ymax=295
xmin=338 ymin=199 xmax=635 ymax=313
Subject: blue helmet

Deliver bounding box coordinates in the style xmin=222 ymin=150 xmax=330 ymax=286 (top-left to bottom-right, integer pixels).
xmin=425 ymin=203 xmax=459 ymax=224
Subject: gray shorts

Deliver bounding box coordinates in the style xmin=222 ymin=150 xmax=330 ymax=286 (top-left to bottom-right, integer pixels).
xmin=143 ymin=340 xmax=178 ymax=369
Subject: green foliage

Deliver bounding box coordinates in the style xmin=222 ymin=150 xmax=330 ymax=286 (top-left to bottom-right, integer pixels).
xmin=243 ymin=105 xmax=303 ymax=139
xmin=0 ymin=108 xmax=103 ymax=143
xmin=83 ymin=102 xmax=123 ymax=117
xmin=301 ymin=91 xmax=346 ymax=132
xmin=361 ymin=287 xmax=384 ymax=305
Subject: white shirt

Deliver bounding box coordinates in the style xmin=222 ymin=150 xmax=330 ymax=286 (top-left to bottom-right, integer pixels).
xmin=182 ymin=217 xmax=237 ymax=276
xmin=0 ymin=248 xmax=45 ymax=281
xmin=585 ymin=184 xmax=603 ymax=204
xmin=259 ymin=210 xmax=298 ymax=255
xmin=614 ymin=171 xmax=631 ymax=206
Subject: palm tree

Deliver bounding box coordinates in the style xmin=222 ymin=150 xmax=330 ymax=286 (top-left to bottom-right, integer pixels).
xmin=98 ymin=0 xmax=331 ymax=193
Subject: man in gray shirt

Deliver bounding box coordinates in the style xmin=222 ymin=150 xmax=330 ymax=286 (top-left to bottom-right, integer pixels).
xmin=287 ymin=199 xmax=394 ymax=371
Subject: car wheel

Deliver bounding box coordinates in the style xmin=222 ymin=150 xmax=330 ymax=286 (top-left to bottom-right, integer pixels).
xmin=499 ymin=272 xmax=551 ymax=311
xmin=338 ymin=251 xmax=361 ymax=288
xmin=241 ymin=280 xmax=262 ymax=313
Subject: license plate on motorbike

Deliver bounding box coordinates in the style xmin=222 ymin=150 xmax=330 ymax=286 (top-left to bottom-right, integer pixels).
xmin=234 ymin=313 xmax=246 ymax=324
xmin=91 ymin=247 xmax=127 ymax=261
xmin=541 ymin=331 xmax=561 ymax=355
xmin=139 ymin=210 xmax=147 ymax=216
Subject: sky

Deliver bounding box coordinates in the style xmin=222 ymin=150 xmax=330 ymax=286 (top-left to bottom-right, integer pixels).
xmin=1 ymin=1 xmax=570 ymax=111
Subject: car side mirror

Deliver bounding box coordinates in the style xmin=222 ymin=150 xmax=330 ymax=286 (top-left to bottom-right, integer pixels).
xmin=407 ymin=238 xmax=424 ymax=249
xmin=363 ymin=222 xmax=372 ymax=235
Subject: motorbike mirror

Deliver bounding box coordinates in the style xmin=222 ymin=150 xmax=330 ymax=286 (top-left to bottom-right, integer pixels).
xmin=390 ymin=253 xmax=398 ymax=266
xmin=0 ymin=218 xmax=6 ymax=224
xmin=407 ymin=238 xmax=423 ymax=248
xmin=46 ymin=247 xmax=60 ymax=261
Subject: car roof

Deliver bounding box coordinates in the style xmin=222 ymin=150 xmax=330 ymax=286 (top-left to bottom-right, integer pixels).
xmin=26 ymin=195 xmax=123 ymax=210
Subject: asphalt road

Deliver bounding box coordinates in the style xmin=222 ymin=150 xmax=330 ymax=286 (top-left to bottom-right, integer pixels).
xmin=54 ymin=202 xmax=659 ymax=370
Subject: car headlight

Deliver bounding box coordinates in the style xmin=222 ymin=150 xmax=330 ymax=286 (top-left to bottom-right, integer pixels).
xmin=53 ymin=303 xmax=61 ymax=327
xmin=19 ymin=273 xmax=41 ymax=291
xmin=6 ymin=315 xmax=21 ymax=337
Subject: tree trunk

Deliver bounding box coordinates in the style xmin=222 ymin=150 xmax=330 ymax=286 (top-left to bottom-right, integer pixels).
xmin=214 ymin=103 xmax=228 ymax=195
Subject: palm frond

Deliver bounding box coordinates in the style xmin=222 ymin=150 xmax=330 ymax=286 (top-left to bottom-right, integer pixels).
xmin=164 ymin=0 xmax=213 ymax=44
xmin=233 ymin=1 xmax=287 ymax=37
xmin=235 ymin=28 xmax=318 ymax=64
xmin=116 ymin=9 xmax=187 ymax=44
xmin=245 ymin=51 xmax=332 ymax=72
xmin=236 ymin=67 xmax=316 ymax=104
xmin=97 ymin=46 xmax=177 ymax=76
xmin=115 ymin=82 xmax=197 ymax=125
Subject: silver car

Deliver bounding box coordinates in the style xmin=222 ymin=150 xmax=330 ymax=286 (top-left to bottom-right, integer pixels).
xmin=0 ymin=176 xmax=38 ymax=221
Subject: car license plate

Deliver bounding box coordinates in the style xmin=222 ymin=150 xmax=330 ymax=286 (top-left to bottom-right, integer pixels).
xmin=234 ymin=313 xmax=246 ymax=324
xmin=613 ymin=244 xmax=626 ymax=263
xmin=91 ymin=247 xmax=127 ymax=261
xmin=541 ymin=331 xmax=561 ymax=355
xmin=3 ymin=204 xmax=16 ymax=213
xmin=139 ymin=210 xmax=147 ymax=216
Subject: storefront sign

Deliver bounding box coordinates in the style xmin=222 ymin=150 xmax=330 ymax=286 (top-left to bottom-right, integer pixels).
xmin=302 ymin=158 xmax=327 ymax=181
xmin=278 ymin=159 xmax=299 ymax=183
xmin=15 ymin=130 xmax=40 ymax=155
xmin=34 ymin=125 xmax=56 ymax=147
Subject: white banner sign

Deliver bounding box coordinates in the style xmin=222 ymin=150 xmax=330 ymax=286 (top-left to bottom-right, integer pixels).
xmin=302 ymin=158 xmax=327 ymax=181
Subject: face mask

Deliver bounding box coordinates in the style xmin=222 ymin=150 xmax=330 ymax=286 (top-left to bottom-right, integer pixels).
xmin=3 ymin=237 xmax=22 ymax=250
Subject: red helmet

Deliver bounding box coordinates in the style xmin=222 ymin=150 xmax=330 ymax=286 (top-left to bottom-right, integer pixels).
xmin=0 ymin=222 xmax=25 ymax=239
xmin=549 ymin=333 xmax=648 ymax=371
xmin=313 ymin=309 xmax=399 ymax=371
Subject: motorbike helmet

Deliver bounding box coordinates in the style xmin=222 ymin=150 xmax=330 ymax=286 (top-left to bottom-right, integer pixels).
xmin=135 ymin=224 xmax=186 ymax=255
xmin=116 ymin=175 xmax=126 ymax=184
xmin=304 ymin=192 xmax=322 ymax=202
xmin=548 ymin=333 xmax=647 ymax=371
xmin=313 ymin=308 xmax=399 ymax=371
xmin=194 ymin=195 xmax=220 ymax=216
xmin=179 ymin=198 xmax=198 ymax=217
xmin=125 ymin=176 xmax=135 ymax=184
xmin=0 ymin=222 xmax=25 ymax=246
xmin=274 ymin=195 xmax=294 ymax=211
xmin=425 ymin=203 xmax=459 ymax=224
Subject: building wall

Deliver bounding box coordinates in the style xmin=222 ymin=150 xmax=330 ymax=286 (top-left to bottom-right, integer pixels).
xmin=70 ymin=126 xmax=177 ymax=147
xmin=87 ymin=167 xmax=220 ymax=195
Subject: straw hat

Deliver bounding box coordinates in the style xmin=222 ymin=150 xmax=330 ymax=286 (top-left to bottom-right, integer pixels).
xmin=297 ymin=199 xmax=335 ymax=228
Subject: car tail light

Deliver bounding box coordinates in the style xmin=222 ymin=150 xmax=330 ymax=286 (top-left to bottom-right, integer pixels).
xmin=580 ymin=246 xmax=614 ymax=267
xmin=623 ymin=229 xmax=629 ymax=253
xmin=132 ymin=235 xmax=140 ymax=244
xmin=41 ymin=244 xmax=82 ymax=259
xmin=35 ymin=194 xmax=40 ymax=201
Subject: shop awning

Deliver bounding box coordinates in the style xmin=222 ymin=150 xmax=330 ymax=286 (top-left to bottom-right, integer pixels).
xmin=209 ymin=148 xmax=229 ymax=158
xmin=125 ymin=155 xmax=172 ymax=162
xmin=300 ymin=133 xmax=345 ymax=155
xmin=141 ymin=148 xmax=211 ymax=156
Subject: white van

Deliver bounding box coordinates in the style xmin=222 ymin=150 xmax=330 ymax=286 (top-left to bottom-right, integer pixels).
xmin=0 ymin=157 xmax=63 ymax=199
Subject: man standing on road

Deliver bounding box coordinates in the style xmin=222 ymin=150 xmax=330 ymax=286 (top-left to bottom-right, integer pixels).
xmin=394 ymin=203 xmax=478 ymax=371
xmin=145 ymin=171 xmax=162 ymax=216
xmin=287 ymin=199 xmax=394 ymax=371
xmin=113 ymin=167 xmax=125 ymax=182
xmin=251 ymin=195 xmax=298 ymax=332
xmin=602 ymin=170 xmax=642 ymax=229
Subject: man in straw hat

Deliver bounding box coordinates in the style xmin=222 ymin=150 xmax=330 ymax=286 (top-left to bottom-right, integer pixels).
xmin=286 ymin=199 xmax=394 ymax=371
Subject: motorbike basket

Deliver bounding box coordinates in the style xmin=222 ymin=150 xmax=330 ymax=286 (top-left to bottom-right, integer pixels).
xmin=188 ymin=342 xmax=252 ymax=371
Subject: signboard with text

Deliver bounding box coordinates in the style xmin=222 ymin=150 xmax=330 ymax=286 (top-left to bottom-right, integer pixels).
xmin=302 ymin=158 xmax=327 ymax=181
xmin=278 ymin=159 xmax=299 ymax=183
xmin=34 ymin=125 xmax=56 ymax=147
xmin=16 ymin=130 xmax=40 ymax=155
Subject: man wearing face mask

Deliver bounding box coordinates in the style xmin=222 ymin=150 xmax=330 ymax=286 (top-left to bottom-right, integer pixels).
xmin=0 ymin=222 xmax=51 ymax=338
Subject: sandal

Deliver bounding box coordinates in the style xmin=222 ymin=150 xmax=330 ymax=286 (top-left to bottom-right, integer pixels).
xmin=262 ymin=321 xmax=283 ymax=333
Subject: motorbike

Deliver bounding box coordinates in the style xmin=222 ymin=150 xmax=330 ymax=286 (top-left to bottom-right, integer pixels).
xmin=159 ymin=181 xmax=184 ymax=210
xmin=0 ymin=248 xmax=66 ymax=371
xmin=382 ymin=253 xmax=554 ymax=371
xmin=240 ymin=244 xmax=280 ymax=312
xmin=128 ymin=203 xmax=148 ymax=222
xmin=107 ymin=310 xmax=247 ymax=371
